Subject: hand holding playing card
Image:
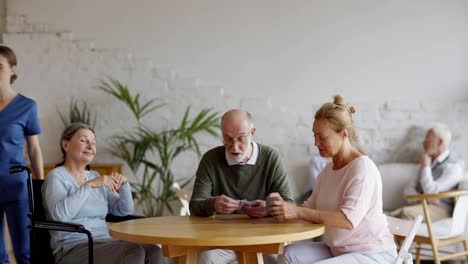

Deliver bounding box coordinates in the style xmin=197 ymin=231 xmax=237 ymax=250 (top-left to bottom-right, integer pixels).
xmin=215 ymin=195 xmax=242 ymax=214
xmin=266 ymin=193 xmax=286 ymax=222
xmin=242 ymin=200 xmax=268 ymax=218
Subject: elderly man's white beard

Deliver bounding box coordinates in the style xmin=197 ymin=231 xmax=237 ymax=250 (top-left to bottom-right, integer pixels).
xmin=226 ymin=144 xmax=250 ymax=163
xmin=228 ymin=151 xmax=247 ymax=163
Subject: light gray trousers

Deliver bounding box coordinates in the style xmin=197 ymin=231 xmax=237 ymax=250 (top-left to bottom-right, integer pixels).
xmin=197 ymin=249 xmax=278 ymax=264
xmin=55 ymin=239 xmax=168 ymax=264
xmin=280 ymin=242 xmax=397 ymax=264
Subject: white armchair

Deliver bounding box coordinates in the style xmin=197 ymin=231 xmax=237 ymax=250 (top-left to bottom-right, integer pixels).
xmin=379 ymin=163 xmax=468 ymax=263
xmin=405 ymin=190 xmax=468 ymax=264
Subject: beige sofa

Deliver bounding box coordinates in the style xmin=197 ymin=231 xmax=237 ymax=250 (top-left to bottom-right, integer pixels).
xmin=379 ymin=163 xmax=420 ymax=212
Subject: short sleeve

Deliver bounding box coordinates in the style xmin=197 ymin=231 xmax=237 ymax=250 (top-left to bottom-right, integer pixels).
xmin=25 ymin=100 xmax=41 ymax=135
xmin=339 ymin=160 xmax=375 ymax=228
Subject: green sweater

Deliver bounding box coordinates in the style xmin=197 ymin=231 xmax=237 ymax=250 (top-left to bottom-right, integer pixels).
xmin=189 ymin=144 xmax=294 ymax=216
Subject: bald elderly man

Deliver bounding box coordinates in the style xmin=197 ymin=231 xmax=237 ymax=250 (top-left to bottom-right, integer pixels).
xmin=189 ymin=109 xmax=294 ymax=264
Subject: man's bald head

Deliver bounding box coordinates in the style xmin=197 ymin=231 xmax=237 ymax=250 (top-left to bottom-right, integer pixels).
xmin=221 ymin=109 xmax=254 ymax=129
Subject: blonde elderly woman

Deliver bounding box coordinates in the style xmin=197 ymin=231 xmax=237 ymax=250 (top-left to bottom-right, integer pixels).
xmin=42 ymin=123 xmax=165 ymax=264
xmin=268 ymin=95 xmax=396 ymax=264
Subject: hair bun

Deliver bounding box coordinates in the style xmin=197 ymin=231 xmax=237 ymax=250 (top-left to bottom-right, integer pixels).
xmin=333 ymin=94 xmax=347 ymax=107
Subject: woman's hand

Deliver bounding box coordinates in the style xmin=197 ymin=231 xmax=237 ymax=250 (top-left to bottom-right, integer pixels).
xmin=87 ymin=175 xmax=119 ymax=192
xmin=111 ymin=172 xmax=128 ymax=190
xmin=267 ymin=193 xmax=300 ymax=220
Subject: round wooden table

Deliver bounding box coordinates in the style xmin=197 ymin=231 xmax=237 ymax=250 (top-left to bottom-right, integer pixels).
xmin=110 ymin=214 xmax=324 ymax=264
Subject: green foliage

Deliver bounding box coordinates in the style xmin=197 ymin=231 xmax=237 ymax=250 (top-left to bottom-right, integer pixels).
xmin=98 ymin=78 xmax=164 ymax=122
xmin=58 ymin=98 xmax=96 ymax=129
xmin=98 ymin=79 xmax=220 ymax=216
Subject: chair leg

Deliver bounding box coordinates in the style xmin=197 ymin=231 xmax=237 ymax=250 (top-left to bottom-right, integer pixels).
xmin=431 ymin=243 xmax=440 ymax=264
xmin=463 ymin=240 xmax=468 ymax=262
xmin=421 ymin=200 xmax=440 ymax=264
xmin=415 ymin=244 xmax=421 ymax=264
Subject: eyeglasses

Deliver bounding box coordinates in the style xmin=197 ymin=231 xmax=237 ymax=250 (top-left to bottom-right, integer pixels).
xmin=222 ymin=134 xmax=250 ymax=146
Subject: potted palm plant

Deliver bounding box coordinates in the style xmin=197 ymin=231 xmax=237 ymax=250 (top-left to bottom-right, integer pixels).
xmin=58 ymin=98 xmax=97 ymax=129
xmin=98 ymin=78 xmax=220 ymax=216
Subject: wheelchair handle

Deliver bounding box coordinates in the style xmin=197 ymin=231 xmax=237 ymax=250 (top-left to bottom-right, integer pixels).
xmin=9 ymin=165 xmax=31 ymax=174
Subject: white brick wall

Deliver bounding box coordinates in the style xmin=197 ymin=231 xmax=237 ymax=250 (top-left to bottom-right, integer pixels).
xmin=2 ymin=1 xmax=468 ymax=198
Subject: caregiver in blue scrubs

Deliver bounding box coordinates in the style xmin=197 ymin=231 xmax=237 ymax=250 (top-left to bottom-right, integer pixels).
xmin=0 ymin=45 xmax=44 ymax=264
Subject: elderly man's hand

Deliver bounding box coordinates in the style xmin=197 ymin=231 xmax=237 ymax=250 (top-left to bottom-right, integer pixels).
xmin=428 ymin=198 xmax=441 ymax=206
xmin=215 ymin=195 xmax=241 ymax=214
xmin=420 ymin=153 xmax=431 ymax=167
xmin=243 ymin=200 xmax=267 ymax=218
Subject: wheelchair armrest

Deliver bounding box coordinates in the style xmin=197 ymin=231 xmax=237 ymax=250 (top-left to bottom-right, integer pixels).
xmin=33 ymin=219 xmax=90 ymax=234
xmin=33 ymin=219 xmax=94 ymax=264
xmin=105 ymin=214 xmax=145 ymax=223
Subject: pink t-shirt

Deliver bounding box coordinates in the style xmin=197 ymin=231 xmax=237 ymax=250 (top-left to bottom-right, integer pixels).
xmin=304 ymin=156 xmax=395 ymax=256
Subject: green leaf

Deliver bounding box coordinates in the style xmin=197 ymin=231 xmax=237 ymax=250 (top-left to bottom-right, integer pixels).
xmin=57 ymin=98 xmax=97 ymax=129
xmin=97 ymin=78 xmax=163 ymax=121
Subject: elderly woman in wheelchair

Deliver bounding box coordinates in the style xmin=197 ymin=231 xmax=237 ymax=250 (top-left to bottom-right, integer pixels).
xmin=42 ymin=123 xmax=165 ymax=264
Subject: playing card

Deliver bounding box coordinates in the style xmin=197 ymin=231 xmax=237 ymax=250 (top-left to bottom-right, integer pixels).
xmin=240 ymin=199 xmax=260 ymax=207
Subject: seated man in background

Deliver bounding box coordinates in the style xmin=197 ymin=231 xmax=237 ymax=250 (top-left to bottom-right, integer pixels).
xmin=189 ymin=109 xmax=294 ymax=264
xmin=390 ymin=123 xmax=464 ymax=221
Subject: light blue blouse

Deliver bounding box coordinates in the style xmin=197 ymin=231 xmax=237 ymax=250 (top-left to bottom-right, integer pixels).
xmin=42 ymin=166 xmax=134 ymax=254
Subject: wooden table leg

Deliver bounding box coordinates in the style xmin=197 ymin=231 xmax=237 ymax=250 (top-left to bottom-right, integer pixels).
xmin=171 ymin=252 xmax=198 ymax=264
xmin=184 ymin=248 xmax=198 ymax=264
xmin=171 ymin=256 xmax=187 ymax=264
xmin=237 ymin=251 xmax=264 ymax=264
xmin=162 ymin=245 xmax=198 ymax=264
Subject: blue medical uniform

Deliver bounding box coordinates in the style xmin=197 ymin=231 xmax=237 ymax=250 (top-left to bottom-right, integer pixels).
xmin=0 ymin=94 xmax=41 ymax=264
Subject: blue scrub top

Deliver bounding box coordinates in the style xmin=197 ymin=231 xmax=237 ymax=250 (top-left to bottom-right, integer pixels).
xmin=0 ymin=94 xmax=41 ymax=202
